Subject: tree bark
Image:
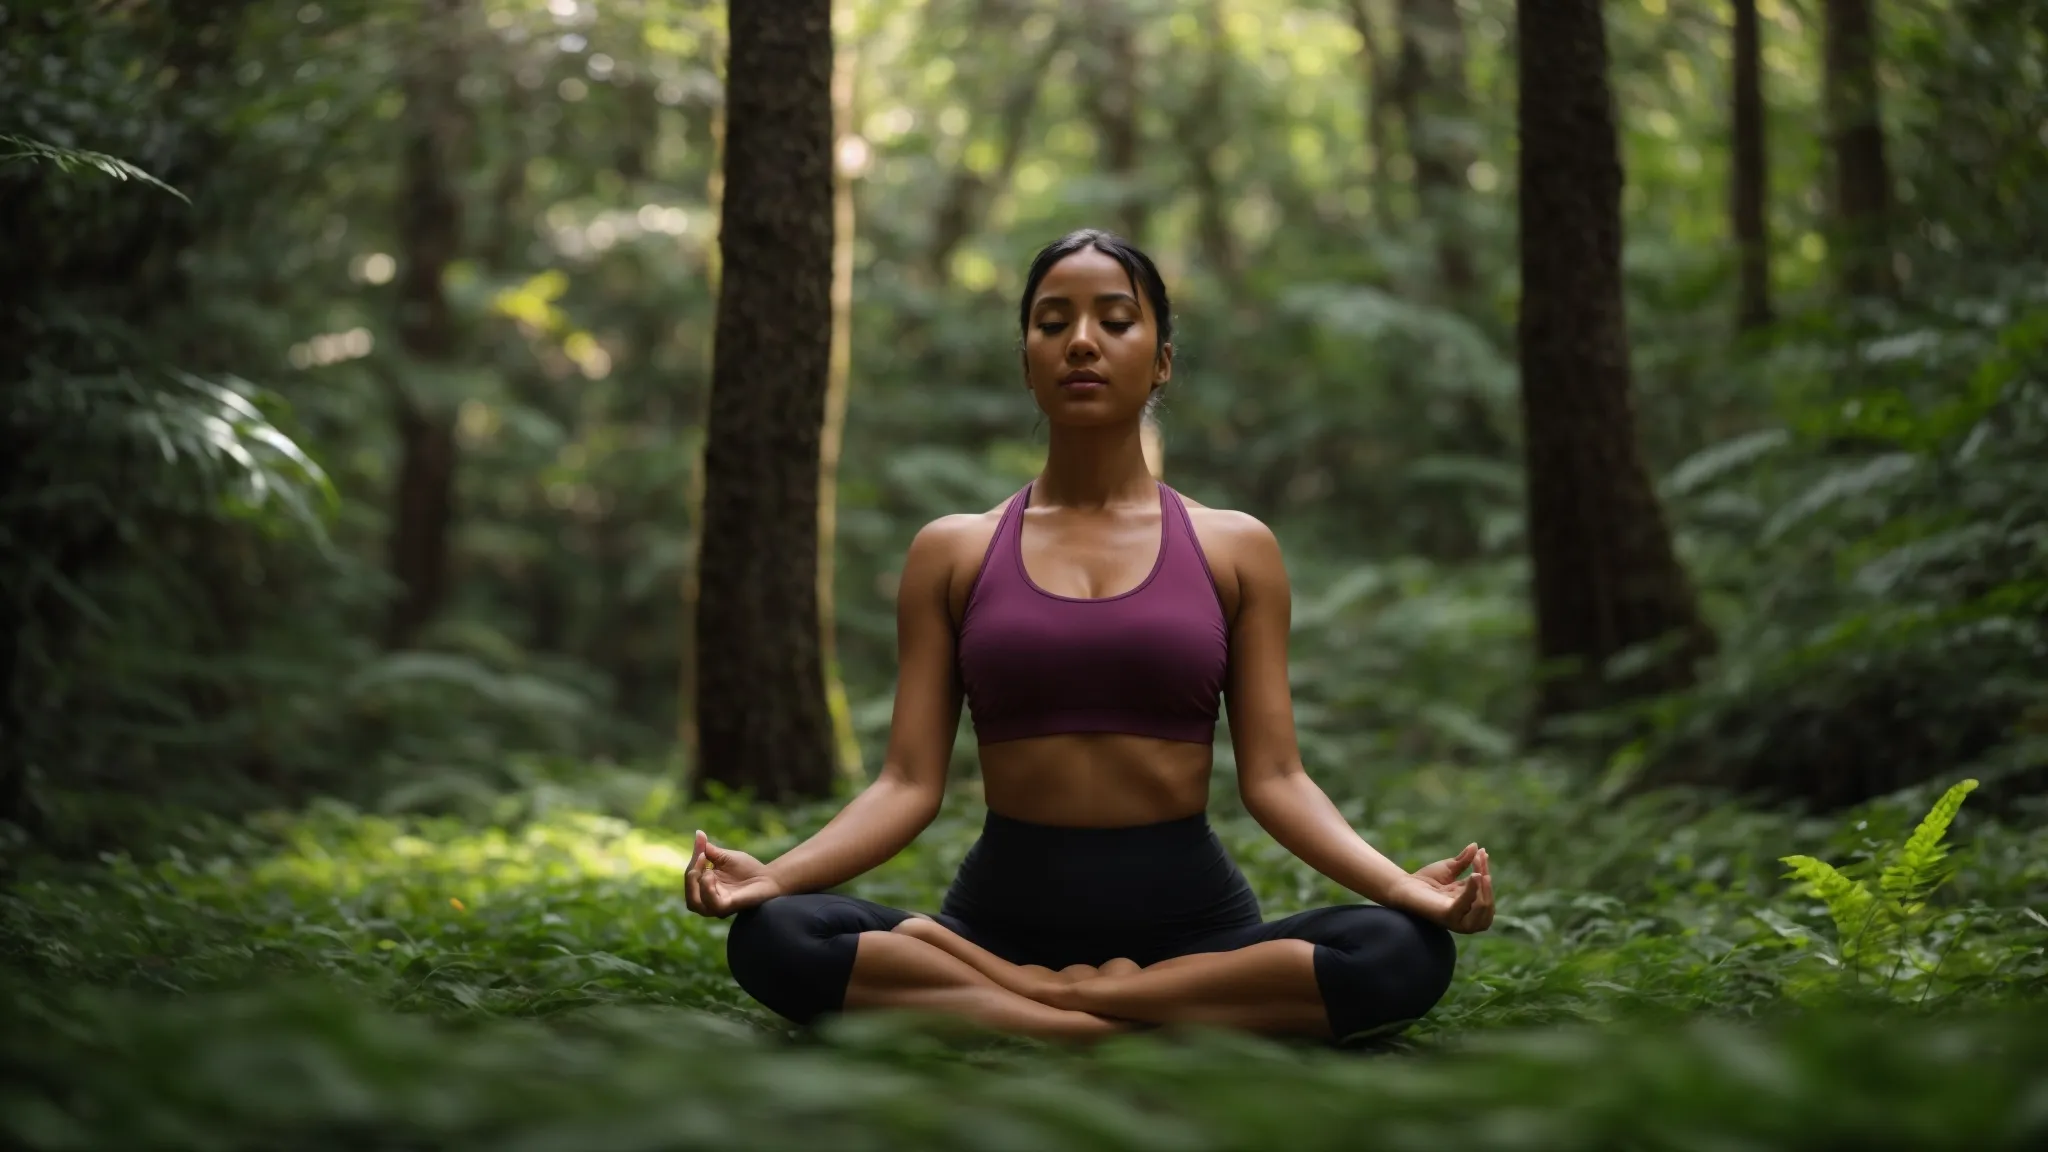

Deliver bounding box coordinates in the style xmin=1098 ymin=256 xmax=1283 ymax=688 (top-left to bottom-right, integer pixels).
xmin=1343 ymin=0 xmax=1396 ymax=222
xmin=818 ymin=28 xmax=863 ymax=783
xmin=924 ymin=4 xmax=1065 ymax=281
xmin=1083 ymin=3 xmax=1147 ymax=243
xmin=1822 ymin=0 xmax=1895 ymax=297
xmin=693 ymin=0 xmax=838 ymax=803
xmin=1731 ymin=0 xmax=1772 ymax=329
xmin=1179 ymin=0 xmax=1241 ymax=288
xmin=383 ymin=0 xmax=466 ymax=650
xmin=678 ymin=103 xmax=725 ymax=770
xmin=1395 ymin=0 xmax=1476 ymax=297
xmin=1516 ymin=0 xmax=1714 ymax=730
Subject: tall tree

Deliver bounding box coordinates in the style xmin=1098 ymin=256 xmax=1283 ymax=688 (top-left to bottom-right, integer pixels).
xmin=1390 ymin=0 xmax=1502 ymax=560
xmin=1516 ymin=0 xmax=1715 ymax=728
xmin=383 ymin=0 xmax=467 ymax=649
xmin=818 ymin=22 xmax=864 ymax=783
xmin=1343 ymin=0 xmax=1397 ymax=222
xmin=1177 ymin=0 xmax=1241 ymax=289
xmin=924 ymin=1 xmax=1066 ymax=282
xmin=1731 ymin=0 xmax=1772 ymax=329
xmin=1822 ymin=0 xmax=1896 ymax=297
xmin=693 ymin=0 xmax=838 ymax=803
xmin=1394 ymin=0 xmax=1476 ymax=298
xmin=1083 ymin=1 xmax=1147 ymax=243
xmin=678 ymin=102 xmax=725 ymax=776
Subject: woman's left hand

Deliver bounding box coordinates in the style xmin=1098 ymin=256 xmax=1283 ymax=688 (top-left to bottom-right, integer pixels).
xmin=1401 ymin=843 xmax=1495 ymax=934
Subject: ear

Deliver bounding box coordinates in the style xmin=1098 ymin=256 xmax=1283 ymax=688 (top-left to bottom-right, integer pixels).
xmin=1152 ymin=342 xmax=1174 ymax=386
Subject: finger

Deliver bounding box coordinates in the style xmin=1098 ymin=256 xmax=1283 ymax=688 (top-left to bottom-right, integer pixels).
xmin=685 ymin=863 xmax=703 ymax=913
xmin=1448 ymin=876 xmax=1478 ymax=918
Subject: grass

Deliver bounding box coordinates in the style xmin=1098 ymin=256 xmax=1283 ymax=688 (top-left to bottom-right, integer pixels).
xmin=4 ymin=758 xmax=2047 ymax=1150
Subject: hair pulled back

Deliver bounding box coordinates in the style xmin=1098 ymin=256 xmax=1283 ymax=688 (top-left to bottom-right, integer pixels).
xmin=1016 ymin=229 xmax=1174 ymax=353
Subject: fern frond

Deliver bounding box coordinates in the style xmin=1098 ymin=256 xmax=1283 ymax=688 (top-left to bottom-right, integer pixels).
xmin=0 ymin=133 xmax=189 ymax=202
xmin=1781 ymin=854 xmax=1880 ymax=956
xmin=1879 ymin=778 xmax=1979 ymax=913
xmin=1661 ymin=427 xmax=1792 ymax=499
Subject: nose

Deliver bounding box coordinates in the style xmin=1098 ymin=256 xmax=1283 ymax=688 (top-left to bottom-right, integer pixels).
xmin=1065 ymin=317 xmax=1102 ymax=361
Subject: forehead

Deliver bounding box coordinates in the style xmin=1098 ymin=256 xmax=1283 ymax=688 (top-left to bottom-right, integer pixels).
xmin=1030 ymin=248 xmax=1143 ymax=309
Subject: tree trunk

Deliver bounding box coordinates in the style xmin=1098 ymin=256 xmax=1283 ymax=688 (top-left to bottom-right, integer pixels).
xmin=1516 ymin=0 xmax=1714 ymax=730
xmin=1083 ymin=3 xmax=1147 ymax=243
xmin=924 ymin=3 xmax=1065 ymax=282
xmin=1395 ymin=0 xmax=1476 ymax=297
xmin=1343 ymin=0 xmax=1396 ymax=222
xmin=818 ymin=28 xmax=863 ymax=783
xmin=1180 ymin=0 xmax=1241 ymax=288
xmin=678 ymin=103 xmax=725 ymax=770
xmin=693 ymin=0 xmax=838 ymax=804
xmin=1731 ymin=0 xmax=1772 ymax=330
xmin=383 ymin=0 xmax=466 ymax=650
xmin=1822 ymin=0 xmax=1895 ymax=297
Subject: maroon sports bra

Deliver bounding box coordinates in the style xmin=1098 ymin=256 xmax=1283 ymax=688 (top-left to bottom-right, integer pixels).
xmin=955 ymin=481 xmax=1230 ymax=745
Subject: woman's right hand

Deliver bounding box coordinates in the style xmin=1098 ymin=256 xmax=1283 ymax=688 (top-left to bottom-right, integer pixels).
xmin=684 ymin=830 xmax=783 ymax=918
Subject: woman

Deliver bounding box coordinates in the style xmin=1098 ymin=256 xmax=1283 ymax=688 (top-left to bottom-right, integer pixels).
xmin=684 ymin=229 xmax=1496 ymax=1043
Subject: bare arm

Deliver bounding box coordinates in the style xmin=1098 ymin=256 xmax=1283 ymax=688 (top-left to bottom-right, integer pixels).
xmin=1220 ymin=517 xmax=1433 ymax=913
xmin=760 ymin=518 xmax=967 ymax=895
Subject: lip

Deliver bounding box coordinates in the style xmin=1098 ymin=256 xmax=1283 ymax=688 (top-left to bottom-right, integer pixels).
xmin=1058 ymin=372 xmax=1108 ymax=390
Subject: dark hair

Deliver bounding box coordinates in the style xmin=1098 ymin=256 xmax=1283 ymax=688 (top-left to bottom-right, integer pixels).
xmin=1017 ymin=229 xmax=1174 ymax=353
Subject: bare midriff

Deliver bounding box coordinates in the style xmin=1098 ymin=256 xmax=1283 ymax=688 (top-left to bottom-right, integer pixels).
xmin=978 ymin=732 xmax=1213 ymax=828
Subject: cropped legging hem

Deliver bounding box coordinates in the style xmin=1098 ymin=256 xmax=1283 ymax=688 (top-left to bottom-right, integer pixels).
xmin=723 ymin=893 xmax=1456 ymax=1043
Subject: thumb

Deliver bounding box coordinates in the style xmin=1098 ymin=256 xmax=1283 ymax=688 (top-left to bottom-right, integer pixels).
xmin=696 ymin=831 xmax=727 ymax=864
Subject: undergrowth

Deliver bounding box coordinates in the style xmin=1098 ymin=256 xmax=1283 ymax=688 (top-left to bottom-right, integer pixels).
xmin=4 ymin=759 xmax=2046 ymax=1149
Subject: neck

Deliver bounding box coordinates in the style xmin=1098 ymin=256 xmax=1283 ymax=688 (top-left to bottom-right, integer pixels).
xmin=1035 ymin=421 xmax=1156 ymax=509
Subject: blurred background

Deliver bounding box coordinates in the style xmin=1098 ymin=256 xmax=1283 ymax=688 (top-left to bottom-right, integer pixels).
xmin=7 ymin=0 xmax=2044 ymax=829
xmin=4 ymin=1 xmax=2048 ymax=1146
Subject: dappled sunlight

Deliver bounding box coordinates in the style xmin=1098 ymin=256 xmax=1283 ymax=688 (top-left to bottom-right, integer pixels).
xmin=7 ymin=0 xmax=2047 ymax=1145
xmin=244 ymin=810 xmax=700 ymax=897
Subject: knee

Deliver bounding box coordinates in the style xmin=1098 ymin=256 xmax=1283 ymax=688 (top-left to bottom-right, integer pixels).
xmin=723 ymin=895 xmax=858 ymax=1026
xmin=1315 ymin=908 xmax=1458 ymax=1041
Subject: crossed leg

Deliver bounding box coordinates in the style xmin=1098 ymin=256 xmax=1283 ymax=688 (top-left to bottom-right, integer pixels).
xmin=838 ymin=920 xmax=1128 ymax=1041
xmin=729 ymin=895 xmax=1452 ymax=1043
xmin=882 ymin=916 xmax=1329 ymax=1037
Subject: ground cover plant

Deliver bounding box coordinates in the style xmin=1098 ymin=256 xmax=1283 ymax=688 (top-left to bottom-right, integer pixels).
xmin=5 ymin=761 xmax=2046 ymax=1150
xmin=7 ymin=0 xmax=2048 ymax=1147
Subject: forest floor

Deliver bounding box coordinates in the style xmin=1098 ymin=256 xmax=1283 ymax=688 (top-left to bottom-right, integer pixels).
xmin=4 ymin=758 xmax=2047 ymax=1150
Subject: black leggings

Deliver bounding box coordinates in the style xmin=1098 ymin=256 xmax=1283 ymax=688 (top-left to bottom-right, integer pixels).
xmin=725 ymin=811 xmax=1457 ymax=1043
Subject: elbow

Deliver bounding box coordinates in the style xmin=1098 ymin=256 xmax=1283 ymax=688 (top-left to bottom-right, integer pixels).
xmin=875 ymin=765 xmax=945 ymax=827
xmin=1236 ymin=765 xmax=1303 ymax=824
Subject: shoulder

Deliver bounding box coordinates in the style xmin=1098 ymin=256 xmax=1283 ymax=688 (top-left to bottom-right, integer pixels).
xmin=907 ymin=509 xmax=1002 ymax=560
xmin=903 ymin=501 xmax=1011 ymax=614
xmin=1179 ymin=495 xmax=1284 ymax=567
xmin=1175 ymin=493 xmax=1288 ymax=617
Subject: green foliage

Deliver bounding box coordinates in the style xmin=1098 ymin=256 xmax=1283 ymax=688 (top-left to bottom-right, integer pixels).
xmin=4 ymin=0 xmax=2047 ymax=1140
xmin=4 ymin=762 xmax=2046 ymax=1148
xmin=0 ymin=132 xmax=189 ymax=201
xmin=1776 ymin=779 xmax=2017 ymax=999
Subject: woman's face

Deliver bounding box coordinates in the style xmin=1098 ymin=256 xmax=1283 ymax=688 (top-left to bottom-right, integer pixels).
xmin=1021 ymin=247 xmax=1171 ymax=425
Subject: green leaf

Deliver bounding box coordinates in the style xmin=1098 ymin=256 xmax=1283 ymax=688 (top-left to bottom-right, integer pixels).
xmin=0 ymin=133 xmax=190 ymax=201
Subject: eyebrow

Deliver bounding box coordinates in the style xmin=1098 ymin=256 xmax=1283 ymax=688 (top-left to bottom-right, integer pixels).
xmin=1032 ymin=292 xmax=1141 ymax=310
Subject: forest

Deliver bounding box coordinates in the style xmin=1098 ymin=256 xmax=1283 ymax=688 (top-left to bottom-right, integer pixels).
xmin=3 ymin=0 xmax=2046 ymax=1146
